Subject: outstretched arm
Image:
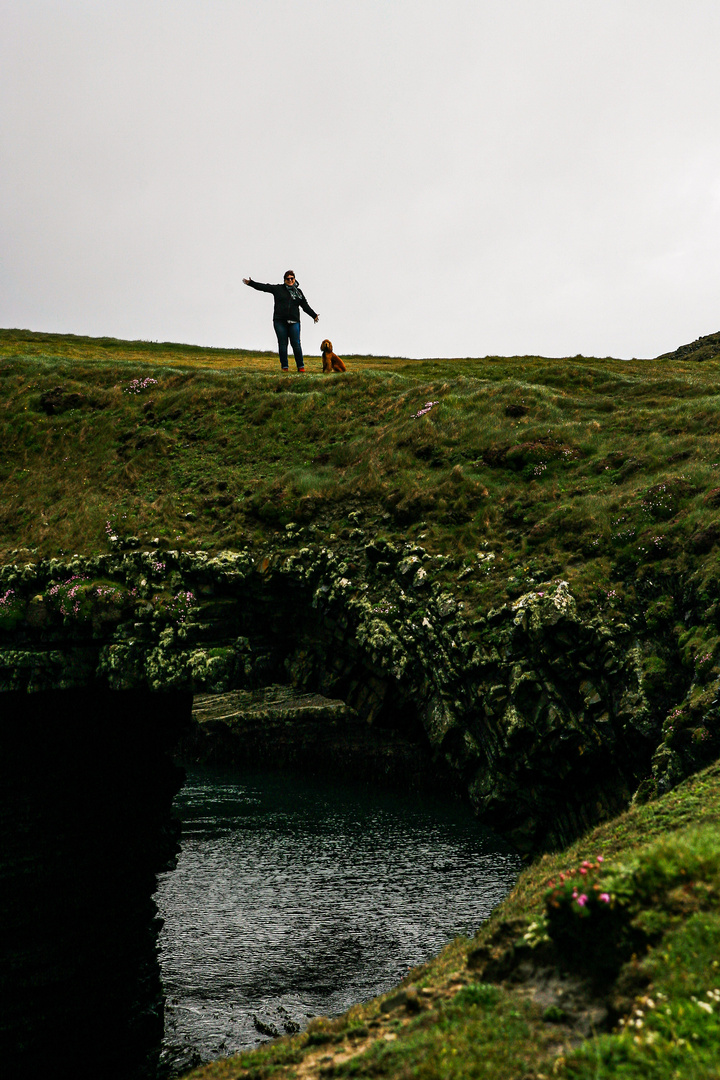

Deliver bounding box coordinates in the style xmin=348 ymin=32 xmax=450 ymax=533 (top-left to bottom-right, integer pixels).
xmin=243 ymin=278 xmax=274 ymax=292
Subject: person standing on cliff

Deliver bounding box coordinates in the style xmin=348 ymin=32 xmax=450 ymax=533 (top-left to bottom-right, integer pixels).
xmin=243 ymin=271 xmax=319 ymax=373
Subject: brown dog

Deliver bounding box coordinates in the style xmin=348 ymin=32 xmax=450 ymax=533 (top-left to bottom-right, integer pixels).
xmin=320 ymin=339 xmax=347 ymax=373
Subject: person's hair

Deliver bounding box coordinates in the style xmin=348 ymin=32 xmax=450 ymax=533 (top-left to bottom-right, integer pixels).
xmin=283 ymin=270 xmax=296 ymax=280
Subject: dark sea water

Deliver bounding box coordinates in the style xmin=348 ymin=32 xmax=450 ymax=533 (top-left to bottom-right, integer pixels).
xmin=154 ymin=766 xmax=520 ymax=1076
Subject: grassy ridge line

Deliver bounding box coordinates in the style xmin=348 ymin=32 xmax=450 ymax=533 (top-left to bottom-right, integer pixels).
xmin=1 ymin=327 xmax=418 ymax=370
xmin=185 ymin=760 xmax=720 ymax=1079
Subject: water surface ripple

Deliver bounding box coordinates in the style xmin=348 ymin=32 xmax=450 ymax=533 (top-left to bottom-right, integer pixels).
xmin=155 ymin=767 xmax=520 ymax=1075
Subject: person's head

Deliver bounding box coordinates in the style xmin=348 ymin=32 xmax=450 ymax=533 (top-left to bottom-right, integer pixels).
xmin=283 ymin=270 xmax=296 ymax=284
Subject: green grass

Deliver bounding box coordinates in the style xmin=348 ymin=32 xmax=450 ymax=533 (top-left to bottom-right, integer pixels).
xmin=4 ymin=327 xmax=720 ymax=624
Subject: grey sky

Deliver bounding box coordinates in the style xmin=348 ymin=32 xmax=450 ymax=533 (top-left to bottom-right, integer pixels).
xmin=2 ymin=0 xmax=719 ymax=359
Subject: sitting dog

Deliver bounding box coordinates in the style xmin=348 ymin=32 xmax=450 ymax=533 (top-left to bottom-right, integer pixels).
xmin=320 ymin=339 xmax=347 ymax=373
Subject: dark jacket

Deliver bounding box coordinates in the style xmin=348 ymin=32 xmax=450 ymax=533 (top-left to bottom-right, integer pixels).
xmin=247 ymin=279 xmax=318 ymax=322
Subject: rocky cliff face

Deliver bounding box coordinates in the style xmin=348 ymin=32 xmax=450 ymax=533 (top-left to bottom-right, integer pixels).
xmin=187 ymin=685 xmax=448 ymax=790
xmin=4 ymin=540 xmax=710 ymax=853
xmin=0 ymin=689 xmax=191 ymax=1078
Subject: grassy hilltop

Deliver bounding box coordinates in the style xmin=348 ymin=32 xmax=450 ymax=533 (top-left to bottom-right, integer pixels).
xmin=4 ymin=325 xmax=720 ymax=616
xmin=5 ymin=325 xmax=720 ymax=1077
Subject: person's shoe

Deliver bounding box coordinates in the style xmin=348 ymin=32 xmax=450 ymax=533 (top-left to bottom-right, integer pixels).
xmin=281 ymin=367 xmax=289 ymax=372
xmin=297 ymin=367 xmax=305 ymax=373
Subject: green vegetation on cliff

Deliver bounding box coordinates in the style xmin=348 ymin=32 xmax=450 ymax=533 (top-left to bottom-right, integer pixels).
xmin=3 ymin=327 xmax=720 ymax=608
xmin=4 ymin=325 xmax=720 ymax=804
xmin=5 ymin=326 xmax=720 ymax=1074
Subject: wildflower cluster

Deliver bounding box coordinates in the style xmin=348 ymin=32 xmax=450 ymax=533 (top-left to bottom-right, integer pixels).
xmin=546 ymin=856 xmax=609 ymax=917
xmin=696 ymin=650 xmax=716 ymax=679
xmin=46 ymin=577 xmax=129 ymax=620
xmin=664 ymin=706 xmax=683 ymax=733
xmin=411 ymin=400 xmax=439 ymax=419
xmin=105 ymin=513 xmax=129 ymax=543
xmin=48 ymin=575 xmax=89 ymax=618
xmin=663 ymin=699 xmax=716 ymax=751
xmin=543 ymin=855 xmax=632 ymax=972
xmin=155 ymin=589 xmax=196 ymax=624
xmin=615 ymin=993 xmax=670 ymax=1048
xmin=639 ymin=479 xmax=686 ymax=522
xmin=618 ymin=992 xmax=664 ymax=1032
xmin=693 ymin=989 xmax=720 ymax=1013
xmin=124 ymin=377 xmax=158 ymax=394
xmin=372 ymin=599 xmax=397 ymax=616
xmin=522 ymin=915 xmax=550 ymax=948
xmin=610 ymin=514 xmax=636 ymax=545
xmin=0 ymin=588 xmax=24 ymax=630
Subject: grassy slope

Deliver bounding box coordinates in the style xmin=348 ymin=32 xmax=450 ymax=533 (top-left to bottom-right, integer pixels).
xmin=4 ymin=327 xmax=720 ymax=622
xmin=5 ymin=327 xmax=720 ymax=1077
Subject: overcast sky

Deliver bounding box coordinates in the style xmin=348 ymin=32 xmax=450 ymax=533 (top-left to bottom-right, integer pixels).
xmin=2 ymin=1 xmax=720 ymax=359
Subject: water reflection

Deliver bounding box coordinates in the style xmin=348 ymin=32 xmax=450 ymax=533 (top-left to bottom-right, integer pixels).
xmin=155 ymin=767 xmax=520 ymax=1075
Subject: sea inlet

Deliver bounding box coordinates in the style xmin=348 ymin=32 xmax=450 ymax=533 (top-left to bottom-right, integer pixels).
xmin=155 ymin=766 xmax=521 ymax=1075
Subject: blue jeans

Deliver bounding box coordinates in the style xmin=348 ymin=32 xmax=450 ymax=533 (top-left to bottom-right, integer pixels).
xmin=273 ymin=320 xmax=304 ymax=370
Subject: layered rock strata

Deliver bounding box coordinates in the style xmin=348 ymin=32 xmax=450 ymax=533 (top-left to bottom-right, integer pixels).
xmin=187 ymin=686 xmax=447 ymax=788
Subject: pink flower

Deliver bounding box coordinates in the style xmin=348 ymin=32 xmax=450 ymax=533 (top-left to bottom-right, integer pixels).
xmin=576 ymin=894 xmax=587 ymax=907
xmin=599 ymin=893 xmax=610 ymax=903
xmin=580 ymin=867 xmax=587 ymax=875
xmin=597 ymin=856 xmax=604 ymax=863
